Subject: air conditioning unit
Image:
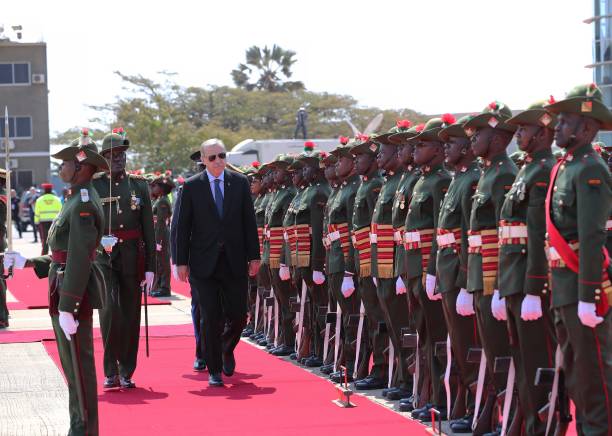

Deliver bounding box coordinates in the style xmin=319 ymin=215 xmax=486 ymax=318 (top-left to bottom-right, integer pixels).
xmin=32 ymin=74 xmax=45 ymax=84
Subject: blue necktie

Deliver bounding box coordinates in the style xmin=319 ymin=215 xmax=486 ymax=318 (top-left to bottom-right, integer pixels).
xmin=214 ymin=179 xmax=223 ymax=217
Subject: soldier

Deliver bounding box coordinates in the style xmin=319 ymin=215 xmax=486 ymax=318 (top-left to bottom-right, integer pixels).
xmin=149 ymin=173 xmax=175 ymax=297
xmin=493 ymin=100 xmax=559 ymax=435
xmin=349 ymin=135 xmax=388 ymax=390
xmin=370 ymin=121 xmax=414 ymax=401
xmin=293 ymin=149 xmax=331 ymax=366
xmin=265 ymin=155 xmax=297 ymax=354
xmin=402 ymin=116 xmax=452 ymax=420
xmin=93 ymin=128 xmax=155 ymax=389
xmin=34 ymin=183 xmax=62 ymax=255
xmin=461 ymin=102 xmax=518 ymax=433
xmin=5 ymin=129 xmax=108 ymax=435
xmin=545 ymin=83 xmax=612 ymax=436
xmin=0 ymin=170 xmax=8 ymax=328
xmin=326 ymin=141 xmax=362 ymax=382
xmin=436 ymin=115 xmax=481 ymax=429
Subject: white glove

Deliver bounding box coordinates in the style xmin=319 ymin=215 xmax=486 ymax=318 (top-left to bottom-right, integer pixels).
xmin=491 ymin=290 xmax=507 ymax=321
xmin=312 ymin=270 xmax=326 ymax=285
xmin=520 ymin=294 xmax=543 ymax=321
xmin=456 ymin=288 xmax=475 ymax=316
xmin=141 ymin=271 xmax=155 ymax=293
xmin=396 ymin=276 xmax=407 ymax=295
xmin=577 ymin=301 xmax=604 ymax=328
xmin=3 ymin=250 xmax=26 ymax=269
xmin=372 ymin=277 xmax=378 ymax=287
xmin=58 ymin=311 xmax=79 ymax=341
xmin=171 ymin=264 xmax=178 ymax=280
xmin=425 ymin=274 xmax=441 ymax=301
xmin=341 ymin=275 xmax=355 ymax=298
xmin=279 ymin=265 xmax=290 ymax=281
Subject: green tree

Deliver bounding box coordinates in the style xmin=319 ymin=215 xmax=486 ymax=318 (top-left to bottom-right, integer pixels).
xmin=231 ymin=45 xmax=304 ymax=92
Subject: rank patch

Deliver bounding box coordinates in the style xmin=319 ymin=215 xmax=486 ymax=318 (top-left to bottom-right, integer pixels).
xmin=581 ymin=101 xmax=593 ymax=113
xmin=76 ymin=151 xmax=87 ymax=162
xmin=588 ymin=178 xmax=602 ymax=185
xmin=488 ymin=117 xmax=499 ymax=128
xmin=539 ymin=114 xmax=552 ymax=126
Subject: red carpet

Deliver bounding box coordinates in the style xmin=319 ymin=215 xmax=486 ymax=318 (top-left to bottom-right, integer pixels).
xmin=6 ymin=269 xmax=169 ymax=309
xmin=44 ymin=335 xmax=426 ymax=435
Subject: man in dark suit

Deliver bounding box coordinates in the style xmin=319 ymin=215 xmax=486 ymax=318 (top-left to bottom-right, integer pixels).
xmin=175 ymin=138 xmax=260 ymax=387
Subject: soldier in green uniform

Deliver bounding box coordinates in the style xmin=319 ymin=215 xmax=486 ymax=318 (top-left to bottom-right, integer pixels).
xmin=0 ymin=169 xmax=8 ymax=328
xmin=461 ymin=102 xmax=518 ymax=433
xmin=149 ymin=173 xmax=175 ymax=297
xmin=496 ymin=101 xmax=558 ymax=435
xmin=326 ymin=143 xmax=362 ymax=382
xmin=403 ymin=117 xmax=452 ymax=420
xmin=93 ymin=129 xmax=155 ymax=389
xmin=370 ymin=121 xmax=413 ymax=400
xmin=545 ymin=83 xmax=612 ymax=436
xmin=265 ymin=155 xmax=297 ymax=354
xmin=435 ymin=115 xmax=481 ymax=428
xmin=293 ymin=149 xmax=331 ymax=366
xmin=350 ymin=135 xmax=388 ymax=390
xmin=6 ymin=129 xmax=108 ymax=435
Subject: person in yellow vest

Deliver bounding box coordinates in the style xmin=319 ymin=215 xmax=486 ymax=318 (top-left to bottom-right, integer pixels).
xmin=34 ymin=183 xmax=62 ymax=255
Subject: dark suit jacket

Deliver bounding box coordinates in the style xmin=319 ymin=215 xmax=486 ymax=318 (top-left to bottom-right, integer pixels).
xmin=175 ymin=169 xmax=260 ymax=279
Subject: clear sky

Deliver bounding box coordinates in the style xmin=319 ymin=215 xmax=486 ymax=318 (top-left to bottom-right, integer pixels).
xmin=5 ymin=0 xmax=594 ymax=135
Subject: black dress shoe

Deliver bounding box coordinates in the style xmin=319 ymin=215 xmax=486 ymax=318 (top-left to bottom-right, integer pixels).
xmin=103 ymin=375 xmax=120 ymax=389
xmin=382 ymin=387 xmax=398 ymax=397
xmin=149 ymin=289 xmax=170 ymax=297
xmin=319 ymin=363 xmax=334 ymax=374
xmin=271 ymin=345 xmax=294 ymax=356
xmin=450 ymin=418 xmax=473 ymax=433
xmin=289 ymin=352 xmax=298 ymax=360
xmin=387 ymin=388 xmax=412 ymax=401
xmin=303 ymin=356 xmax=323 ymax=367
xmin=265 ymin=342 xmax=275 ymax=350
xmin=398 ymin=400 xmax=416 ymax=412
xmin=354 ymin=376 xmax=385 ymax=390
xmin=417 ymin=406 xmax=446 ymax=422
xmin=410 ymin=403 xmax=432 ymax=419
xmin=330 ymin=370 xmax=353 ymax=383
xmin=120 ymin=376 xmax=136 ymax=389
xmin=222 ymin=351 xmax=236 ymax=376
xmin=193 ymin=358 xmax=207 ymax=372
xmin=209 ymin=373 xmax=224 ymax=387
xmin=257 ymin=338 xmax=268 ymax=346
xmin=241 ymin=328 xmax=254 ymax=337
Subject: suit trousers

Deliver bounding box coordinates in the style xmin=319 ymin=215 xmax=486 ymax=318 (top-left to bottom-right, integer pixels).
xmin=99 ymin=265 xmax=141 ymax=378
xmin=554 ymin=304 xmax=612 ymax=436
xmin=359 ymin=276 xmax=388 ymax=379
xmin=190 ymin=286 xmax=205 ymax=359
xmin=189 ymin=252 xmax=248 ymax=375
xmin=377 ymin=277 xmax=412 ymax=390
xmin=52 ymin=311 xmax=98 ymax=436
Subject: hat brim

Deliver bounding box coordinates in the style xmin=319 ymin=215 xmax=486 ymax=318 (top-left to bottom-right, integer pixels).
xmin=414 ymin=127 xmax=445 ymax=142
xmin=545 ymin=97 xmax=612 ymax=130
xmin=100 ymin=145 xmax=129 ymax=155
xmin=388 ymin=131 xmax=419 ymax=145
xmin=349 ymin=142 xmax=378 ymax=155
xmin=372 ymin=132 xmax=396 ymax=145
xmin=53 ymin=146 xmax=110 ymax=171
xmin=438 ymin=124 xmax=469 ymax=142
xmin=463 ymin=113 xmax=517 ymax=133
xmin=190 ymin=150 xmax=201 ymax=162
xmin=330 ymin=146 xmax=353 ymax=158
xmin=507 ymin=109 xmax=556 ymax=129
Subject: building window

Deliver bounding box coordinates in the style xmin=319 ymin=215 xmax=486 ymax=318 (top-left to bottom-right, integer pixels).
xmin=0 ymin=63 xmax=30 ymax=85
xmin=0 ymin=116 xmax=32 ymax=139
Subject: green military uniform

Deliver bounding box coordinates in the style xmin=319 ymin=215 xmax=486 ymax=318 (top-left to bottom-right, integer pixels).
xmin=545 ymin=84 xmax=612 ymax=436
xmin=436 ymin=116 xmax=481 ymax=418
xmin=498 ymin=102 xmax=558 ymax=435
xmin=326 ymin=145 xmax=362 ymax=378
xmin=0 ymin=173 xmax=8 ymax=328
xmin=265 ymin=155 xmax=297 ymax=349
xmin=253 ymin=171 xmax=272 ymax=337
xmin=350 ymin=137 xmax=387 ymax=383
xmin=150 ymin=175 xmax=175 ymax=297
xmin=93 ymin=132 xmax=155 ymax=382
xmin=404 ymin=118 xmax=452 ymax=409
xmin=294 ymin=151 xmax=330 ymax=362
xmin=464 ymin=103 xmax=518 ymax=399
xmin=29 ymin=137 xmax=107 ymax=436
xmin=258 ymin=181 xmax=276 ymax=346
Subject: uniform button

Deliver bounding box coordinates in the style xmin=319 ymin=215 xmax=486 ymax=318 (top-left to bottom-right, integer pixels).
xmin=595 ymin=289 xmax=602 ymax=294
xmin=542 ymin=290 xmax=547 ymax=294
xmin=119 ymin=224 xmax=124 ymax=228
xmin=119 ymin=239 xmax=123 ymax=243
xmin=115 ymin=183 xmax=119 ymax=186
xmin=118 ymin=210 xmax=122 ymax=214
xmin=521 ymin=249 xmax=526 ymax=254
xmin=553 ymin=186 xmax=558 ymax=192
xmin=595 ymin=295 xmax=601 ymax=300
xmin=75 ymin=302 xmax=80 ymax=306
xmin=558 ymin=200 xmax=563 ymax=206
xmin=74 ymin=309 xmax=78 ymax=313
xmin=117 ymin=195 xmax=121 ymax=199
xmin=544 ymin=283 xmax=548 ymax=288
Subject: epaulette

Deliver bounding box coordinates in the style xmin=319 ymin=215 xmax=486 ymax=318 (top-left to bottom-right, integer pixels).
xmin=93 ymin=172 xmax=106 ymax=180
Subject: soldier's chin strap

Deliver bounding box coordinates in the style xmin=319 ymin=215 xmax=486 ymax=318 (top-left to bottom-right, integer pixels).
xmin=69 ymin=161 xmax=83 ymax=185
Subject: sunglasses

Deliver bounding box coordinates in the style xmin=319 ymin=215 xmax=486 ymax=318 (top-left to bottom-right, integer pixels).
xmin=206 ymin=152 xmax=226 ymax=162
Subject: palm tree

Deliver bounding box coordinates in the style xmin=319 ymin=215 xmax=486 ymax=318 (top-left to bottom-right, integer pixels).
xmin=231 ymin=45 xmax=304 ymax=92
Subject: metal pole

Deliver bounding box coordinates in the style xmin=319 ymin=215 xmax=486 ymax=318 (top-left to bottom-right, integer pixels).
xmin=5 ymin=107 xmax=12 ymax=252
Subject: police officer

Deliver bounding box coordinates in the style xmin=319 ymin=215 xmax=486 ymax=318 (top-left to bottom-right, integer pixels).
xmin=6 ymin=129 xmax=108 ymax=435
xmin=545 ymin=83 xmax=612 ymax=436
xmin=149 ymin=173 xmax=175 ymax=297
xmin=34 ymin=182 xmax=62 ymax=255
xmin=93 ymin=128 xmax=155 ymax=389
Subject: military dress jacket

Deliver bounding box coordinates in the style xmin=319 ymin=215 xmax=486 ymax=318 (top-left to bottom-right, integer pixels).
xmin=323 ymin=184 xmax=341 ymax=273
xmin=498 ymin=149 xmax=554 ymax=298
xmin=31 ymin=183 xmax=105 ymax=315
xmin=255 ymin=192 xmax=272 ymax=263
xmin=265 ymin=186 xmax=296 ymax=269
xmin=436 ymin=162 xmax=480 ymax=293
xmin=328 ymin=175 xmax=360 ymax=275
xmin=467 ymin=154 xmax=517 ymax=294
xmin=153 ymin=195 xmax=172 ymax=248
xmin=92 ymin=172 xmax=155 ymax=278
xmin=548 ymin=143 xmax=612 ymax=308
xmin=281 ymin=186 xmax=305 ymax=267
xmin=293 ymin=181 xmax=330 ymax=271
xmin=352 ymin=173 xmax=383 ymax=277
xmin=404 ymin=164 xmax=451 ymax=281
xmin=392 ymin=168 xmax=420 ymax=276
xmin=372 ymin=171 xmax=402 ymax=278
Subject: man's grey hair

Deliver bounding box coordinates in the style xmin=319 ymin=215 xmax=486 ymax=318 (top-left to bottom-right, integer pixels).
xmin=201 ymin=138 xmax=226 ymax=154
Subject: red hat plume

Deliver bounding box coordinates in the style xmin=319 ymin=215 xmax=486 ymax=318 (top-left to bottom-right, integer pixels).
xmin=415 ymin=123 xmax=425 ymax=133
xmin=252 ymin=161 xmax=261 ymax=168
xmin=441 ymin=113 xmax=456 ymax=125
xmin=339 ymin=136 xmax=350 ymax=145
xmin=396 ymin=119 xmax=412 ymax=129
